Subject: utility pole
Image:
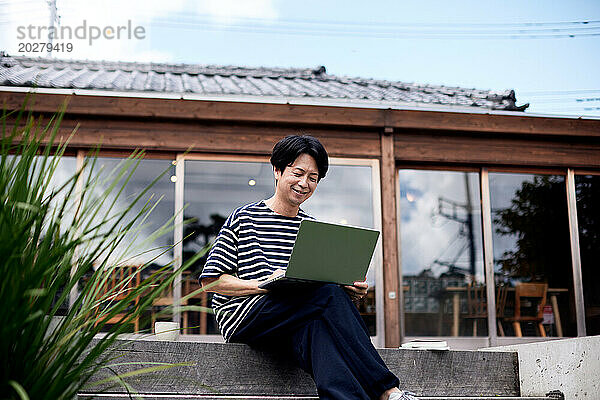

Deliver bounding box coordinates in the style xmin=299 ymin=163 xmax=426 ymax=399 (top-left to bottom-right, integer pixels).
xmin=47 ymin=0 xmax=58 ymax=57
xmin=464 ymin=173 xmax=476 ymax=278
xmin=435 ymin=173 xmax=477 ymax=279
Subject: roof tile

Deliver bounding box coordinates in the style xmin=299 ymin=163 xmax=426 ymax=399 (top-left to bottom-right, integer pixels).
xmin=0 ymin=52 xmax=528 ymax=111
xmin=197 ymin=74 xmax=222 ymax=94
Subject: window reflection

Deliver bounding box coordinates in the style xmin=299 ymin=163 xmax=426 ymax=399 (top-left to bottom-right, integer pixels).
xmin=88 ymin=157 xmax=175 ymax=268
xmin=489 ymin=173 xmax=575 ymax=337
xmin=44 ymin=156 xmax=77 ymax=317
xmin=399 ymin=170 xmax=485 ymax=336
xmin=304 ymin=165 xmax=373 ymax=228
xmin=183 ymin=160 xmax=273 ymax=335
xmin=304 ymin=164 xmax=377 ymax=335
xmin=575 ymin=175 xmax=600 ymax=335
xmin=183 ymin=160 xmax=378 ymax=336
xmin=79 ymin=157 xmax=175 ymax=333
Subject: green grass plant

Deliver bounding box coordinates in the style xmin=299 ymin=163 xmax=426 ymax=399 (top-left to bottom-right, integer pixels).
xmin=0 ymin=97 xmax=208 ymax=399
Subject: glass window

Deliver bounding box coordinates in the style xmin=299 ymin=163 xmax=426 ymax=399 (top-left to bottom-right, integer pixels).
xmin=304 ymin=165 xmax=373 ymax=228
xmin=575 ymin=174 xmax=600 ymax=336
xmin=80 ymin=156 xmax=175 ymax=333
xmin=86 ymin=157 xmax=175 ymax=268
xmin=46 ymin=156 xmax=78 ymax=202
xmin=183 ymin=160 xmax=379 ymax=336
xmin=43 ymin=156 xmax=78 ymax=317
xmin=183 ymin=160 xmax=276 ymax=335
xmin=303 ymin=164 xmax=378 ymax=336
xmin=489 ymin=173 xmax=575 ymax=337
xmin=399 ymin=170 xmax=486 ymax=336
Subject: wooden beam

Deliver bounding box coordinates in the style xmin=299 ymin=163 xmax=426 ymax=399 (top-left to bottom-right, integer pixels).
xmin=395 ymin=132 xmax=600 ymax=169
xmin=380 ymin=130 xmax=401 ymax=347
xmin=386 ymin=109 xmax=600 ymax=138
xmin=0 ymin=91 xmax=386 ymax=129
xmin=2 ymin=91 xmax=600 ymax=138
xmin=3 ymin=115 xmax=381 ymax=158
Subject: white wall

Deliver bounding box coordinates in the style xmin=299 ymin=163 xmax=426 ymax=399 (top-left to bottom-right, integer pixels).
xmin=482 ymin=336 xmax=600 ymax=399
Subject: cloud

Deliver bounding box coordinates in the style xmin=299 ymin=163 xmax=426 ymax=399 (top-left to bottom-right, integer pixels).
xmin=399 ymin=170 xmax=485 ymax=279
xmin=1 ymin=1 xmax=47 ymax=55
xmin=2 ymin=0 xmax=188 ymax=62
xmin=2 ymin=0 xmax=279 ymax=63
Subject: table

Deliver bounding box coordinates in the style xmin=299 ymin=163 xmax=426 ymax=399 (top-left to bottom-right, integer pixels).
xmin=441 ymin=286 xmax=568 ymax=337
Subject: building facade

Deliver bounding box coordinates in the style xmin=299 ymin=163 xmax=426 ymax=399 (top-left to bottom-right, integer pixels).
xmin=1 ymin=53 xmax=599 ymax=348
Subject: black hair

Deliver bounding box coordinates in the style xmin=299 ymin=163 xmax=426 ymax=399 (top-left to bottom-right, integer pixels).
xmin=270 ymin=135 xmax=329 ymax=181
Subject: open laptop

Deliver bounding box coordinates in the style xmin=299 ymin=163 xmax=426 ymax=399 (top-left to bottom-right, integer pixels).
xmin=258 ymin=219 xmax=380 ymax=290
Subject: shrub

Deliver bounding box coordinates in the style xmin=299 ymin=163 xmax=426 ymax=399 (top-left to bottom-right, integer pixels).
xmin=0 ymin=97 xmax=206 ymax=399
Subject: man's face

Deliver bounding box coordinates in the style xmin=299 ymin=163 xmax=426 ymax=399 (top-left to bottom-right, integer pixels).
xmin=274 ymin=153 xmax=319 ymax=207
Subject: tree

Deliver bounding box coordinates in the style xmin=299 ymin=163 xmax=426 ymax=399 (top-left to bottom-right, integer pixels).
xmin=494 ymin=175 xmax=572 ymax=285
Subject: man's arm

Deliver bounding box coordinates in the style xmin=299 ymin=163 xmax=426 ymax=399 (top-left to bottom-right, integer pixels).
xmin=201 ymin=274 xmax=268 ymax=296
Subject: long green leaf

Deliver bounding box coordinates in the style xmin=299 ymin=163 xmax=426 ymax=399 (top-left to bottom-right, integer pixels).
xmin=1 ymin=95 xmax=210 ymax=400
xmin=8 ymin=380 xmax=30 ymax=400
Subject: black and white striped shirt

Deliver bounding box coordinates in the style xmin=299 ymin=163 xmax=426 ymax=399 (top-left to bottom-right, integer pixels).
xmin=200 ymin=200 xmax=311 ymax=341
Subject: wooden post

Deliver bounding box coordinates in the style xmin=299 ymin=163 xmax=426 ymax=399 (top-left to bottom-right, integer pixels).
xmin=380 ymin=127 xmax=401 ymax=347
xmin=481 ymin=168 xmax=498 ymax=346
xmin=173 ymin=155 xmax=185 ymax=326
xmin=566 ymin=169 xmax=586 ymax=336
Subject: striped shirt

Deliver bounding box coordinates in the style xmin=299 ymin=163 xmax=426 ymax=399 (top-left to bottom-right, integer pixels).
xmin=199 ymin=200 xmax=311 ymax=341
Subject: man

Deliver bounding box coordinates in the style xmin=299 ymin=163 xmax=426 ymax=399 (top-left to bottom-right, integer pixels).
xmin=200 ymin=135 xmax=418 ymax=400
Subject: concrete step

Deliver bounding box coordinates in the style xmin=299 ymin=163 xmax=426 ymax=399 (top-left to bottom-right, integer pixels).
xmin=79 ymin=395 xmax=560 ymax=400
xmin=81 ymin=340 xmax=523 ymax=398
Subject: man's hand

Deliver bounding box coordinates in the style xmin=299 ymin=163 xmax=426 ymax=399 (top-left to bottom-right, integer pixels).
xmin=343 ymin=281 xmax=368 ymax=302
xmin=267 ymin=269 xmax=285 ymax=280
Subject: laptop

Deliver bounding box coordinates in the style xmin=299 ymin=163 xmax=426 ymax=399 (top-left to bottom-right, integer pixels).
xmin=258 ymin=219 xmax=380 ymax=290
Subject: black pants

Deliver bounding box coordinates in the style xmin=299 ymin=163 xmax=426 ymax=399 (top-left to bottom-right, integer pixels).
xmin=229 ymin=284 xmax=400 ymax=400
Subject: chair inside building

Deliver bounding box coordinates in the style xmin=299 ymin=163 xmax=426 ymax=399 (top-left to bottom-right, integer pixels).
xmin=503 ymin=282 xmax=548 ymax=337
xmin=463 ymin=282 xmax=509 ymax=336
xmin=464 ymin=283 xmax=487 ymax=336
xmin=92 ymin=265 xmax=141 ymax=332
xmin=150 ymin=272 xmax=190 ymax=332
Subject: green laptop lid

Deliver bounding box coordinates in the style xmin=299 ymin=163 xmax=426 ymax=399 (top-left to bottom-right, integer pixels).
xmin=285 ymin=219 xmax=380 ymax=285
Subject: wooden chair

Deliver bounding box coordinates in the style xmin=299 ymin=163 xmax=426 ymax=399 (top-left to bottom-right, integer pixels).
xmin=150 ymin=272 xmax=191 ymax=333
xmin=464 ymin=283 xmax=487 ymax=336
xmin=504 ymin=282 xmax=548 ymax=337
xmin=463 ymin=283 xmax=509 ymax=336
xmin=183 ymin=277 xmax=210 ymax=334
xmin=93 ymin=265 xmax=141 ymax=332
xmin=495 ymin=284 xmax=508 ymax=336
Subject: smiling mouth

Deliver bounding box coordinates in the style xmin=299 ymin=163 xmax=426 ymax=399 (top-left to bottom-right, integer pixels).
xmin=292 ymin=188 xmax=308 ymax=195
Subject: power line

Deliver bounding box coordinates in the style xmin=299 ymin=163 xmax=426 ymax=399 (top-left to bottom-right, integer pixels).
xmin=519 ymin=89 xmax=600 ymax=96
xmin=5 ymin=4 xmax=600 ymax=39
xmin=148 ymin=19 xmax=600 ymax=40
xmin=518 ymin=95 xmax=600 ymax=103
xmin=146 ymin=13 xmax=600 ymax=33
xmin=528 ymin=105 xmax=600 ymax=111
xmin=522 ymin=99 xmax=600 ymax=105
xmin=50 ymin=7 xmax=600 ymax=29
xmin=154 ymin=17 xmax=600 ymax=34
xmin=51 ymin=5 xmax=600 ymax=35
xmin=156 ymin=13 xmax=600 ymax=29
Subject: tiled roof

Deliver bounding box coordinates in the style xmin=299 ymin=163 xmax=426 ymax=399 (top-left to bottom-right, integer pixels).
xmin=0 ymin=51 xmax=528 ymax=111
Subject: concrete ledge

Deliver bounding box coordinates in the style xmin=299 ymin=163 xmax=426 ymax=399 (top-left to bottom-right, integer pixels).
xmin=79 ymin=396 xmax=555 ymax=400
xmin=482 ymin=335 xmax=600 ymax=399
xmin=80 ymin=339 xmax=520 ymax=397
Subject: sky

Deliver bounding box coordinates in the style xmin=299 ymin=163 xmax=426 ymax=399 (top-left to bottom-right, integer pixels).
xmin=1 ymin=0 xmax=599 ymax=117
